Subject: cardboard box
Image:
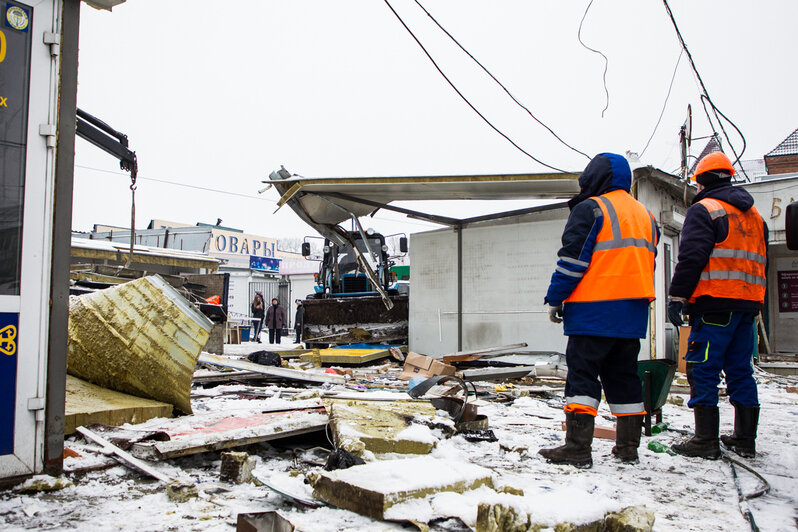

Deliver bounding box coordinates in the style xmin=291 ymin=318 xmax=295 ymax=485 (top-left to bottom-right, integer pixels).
xmin=677 ymin=326 xmax=691 ymax=374
xmin=398 ymin=352 xmax=456 ymax=381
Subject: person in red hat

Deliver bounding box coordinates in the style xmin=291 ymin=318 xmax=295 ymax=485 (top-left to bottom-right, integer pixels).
xmin=668 ymin=151 xmax=768 ymax=459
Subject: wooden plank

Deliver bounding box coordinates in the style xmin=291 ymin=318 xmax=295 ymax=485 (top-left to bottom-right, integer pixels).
xmin=129 ymin=407 xmax=329 ymax=460
xmin=65 ymin=375 xmax=173 ymax=434
xmin=198 ymin=353 xmax=346 ymax=385
xmin=76 ymin=426 xmax=175 ymax=484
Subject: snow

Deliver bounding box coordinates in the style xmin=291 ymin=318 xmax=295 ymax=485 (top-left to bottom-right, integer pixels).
xmin=1 ymin=354 xmax=797 ymax=531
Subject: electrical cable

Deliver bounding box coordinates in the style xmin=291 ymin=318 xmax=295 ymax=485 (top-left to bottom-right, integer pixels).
xmin=382 ymin=0 xmax=571 ymax=173
xmin=661 ymin=0 xmax=750 ymax=181
xmin=74 ymin=163 xmax=442 ymax=229
xmin=640 ymin=49 xmax=684 ymax=158
xmin=412 ymin=0 xmax=590 ymax=161
xmin=577 ymin=0 xmax=609 ymax=118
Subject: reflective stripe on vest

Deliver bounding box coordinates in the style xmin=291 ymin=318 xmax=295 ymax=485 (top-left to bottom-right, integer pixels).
xmin=565 ymin=190 xmax=658 ymax=303
xmin=688 ymin=198 xmax=766 ymax=304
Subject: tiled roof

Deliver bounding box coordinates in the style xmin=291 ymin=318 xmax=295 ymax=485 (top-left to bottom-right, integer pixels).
xmin=766 ymin=128 xmax=798 ymax=157
xmin=689 ymin=136 xmax=722 ymax=175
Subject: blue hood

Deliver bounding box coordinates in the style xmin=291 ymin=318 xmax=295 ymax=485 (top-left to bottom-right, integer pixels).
xmin=568 ymin=153 xmax=632 ymax=210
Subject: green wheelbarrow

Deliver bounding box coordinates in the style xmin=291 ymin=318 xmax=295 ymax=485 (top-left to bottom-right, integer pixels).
xmin=637 ymin=359 xmax=678 ymax=436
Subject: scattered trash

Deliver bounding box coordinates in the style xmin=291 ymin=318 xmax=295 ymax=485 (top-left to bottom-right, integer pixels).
xmin=647 ymin=441 xmax=676 ymax=456
xmin=398 ymin=352 xmax=457 ymax=381
xmin=324 ymin=448 xmax=365 ymax=471
xmin=459 ymin=429 xmax=498 ymax=443
xmin=247 ymin=350 xmax=282 ymax=367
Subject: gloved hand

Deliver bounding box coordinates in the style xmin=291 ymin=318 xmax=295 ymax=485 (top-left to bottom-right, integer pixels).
xmin=667 ymin=300 xmax=684 ymax=327
xmin=548 ymin=304 xmax=564 ymax=324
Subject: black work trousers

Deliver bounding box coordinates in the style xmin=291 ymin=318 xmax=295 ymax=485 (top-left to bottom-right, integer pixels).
xmin=564 ymin=335 xmax=644 ymax=416
xmin=268 ymin=328 xmax=282 ymax=344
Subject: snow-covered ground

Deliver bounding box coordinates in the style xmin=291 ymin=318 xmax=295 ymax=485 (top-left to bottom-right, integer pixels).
xmin=1 ymin=343 xmax=796 ymax=531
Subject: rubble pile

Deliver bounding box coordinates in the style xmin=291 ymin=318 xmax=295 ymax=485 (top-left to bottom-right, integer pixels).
xmin=1 ymin=281 xmax=796 ymax=530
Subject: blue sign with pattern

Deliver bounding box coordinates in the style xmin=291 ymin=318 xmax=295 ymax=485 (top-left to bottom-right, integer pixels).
xmin=0 ymin=312 xmax=18 ymax=455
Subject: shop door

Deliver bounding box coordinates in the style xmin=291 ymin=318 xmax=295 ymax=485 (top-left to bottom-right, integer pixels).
xmin=0 ymin=0 xmax=59 ymax=477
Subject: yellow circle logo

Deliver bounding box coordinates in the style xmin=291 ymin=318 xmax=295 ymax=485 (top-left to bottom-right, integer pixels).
xmin=6 ymin=6 xmax=28 ymax=31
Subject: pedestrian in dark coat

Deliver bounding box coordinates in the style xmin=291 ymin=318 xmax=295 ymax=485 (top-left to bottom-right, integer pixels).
xmin=668 ymin=151 xmax=768 ymax=460
xmin=294 ymin=299 xmax=305 ymax=344
xmin=265 ymin=298 xmax=287 ymax=344
xmin=251 ymin=293 xmax=264 ymax=343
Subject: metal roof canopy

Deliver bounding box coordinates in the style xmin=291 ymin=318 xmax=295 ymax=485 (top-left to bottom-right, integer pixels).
xmin=270 ymin=171 xmax=581 ymax=227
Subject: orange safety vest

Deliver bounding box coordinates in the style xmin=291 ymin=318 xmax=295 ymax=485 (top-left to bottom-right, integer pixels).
xmin=688 ymin=198 xmax=766 ymax=303
xmin=565 ymin=189 xmax=658 ymax=303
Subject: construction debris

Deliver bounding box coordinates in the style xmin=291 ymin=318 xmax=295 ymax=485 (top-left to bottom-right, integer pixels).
xmin=198 ymin=352 xmax=347 ymax=385
xmin=308 ymin=457 xmax=494 ymax=520
xmin=475 ymin=503 xmax=655 ymax=532
xmin=16 ymin=475 xmax=74 ymax=493
xmin=128 ymin=405 xmax=329 ymax=460
xmin=220 ymin=451 xmax=256 ymax=484
xmin=64 ymin=375 xmax=173 ymax=434
xmin=76 ymin=426 xmax=174 ymax=484
xmin=166 ymin=480 xmax=198 ymax=503
xmin=325 ymin=399 xmax=450 ymax=457
xmin=67 ymin=275 xmax=213 ymax=414
xmin=398 ymin=352 xmax=456 ymax=381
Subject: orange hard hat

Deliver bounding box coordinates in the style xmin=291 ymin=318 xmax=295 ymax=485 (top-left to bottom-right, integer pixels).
xmin=691 ymin=151 xmax=735 ymax=181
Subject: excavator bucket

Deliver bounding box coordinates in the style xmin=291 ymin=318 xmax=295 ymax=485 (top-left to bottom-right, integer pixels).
xmin=302 ymin=295 xmax=409 ymax=346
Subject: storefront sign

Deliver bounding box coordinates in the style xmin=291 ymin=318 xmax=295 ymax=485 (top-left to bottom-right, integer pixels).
xmin=212 ymin=228 xmax=277 ymax=258
xmin=250 ymin=256 xmax=280 ymax=273
xmin=777 ymin=270 xmax=798 ymax=313
xmin=0 ymin=312 xmax=18 ymax=455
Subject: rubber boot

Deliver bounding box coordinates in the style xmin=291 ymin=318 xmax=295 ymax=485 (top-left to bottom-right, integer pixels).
xmin=672 ymin=405 xmax=721 ymax=460
xmin=539 ymin=412 xmax=594 ymax=469
xmin=721 ymin=404 xmax=759 ymax=458
xmin=611 ymin=415 xmax=644 ymax=463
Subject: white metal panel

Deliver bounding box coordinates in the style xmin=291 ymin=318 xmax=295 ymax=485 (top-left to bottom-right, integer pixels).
xmin=0 ymin=0 xmax=60 ymax=478
xmin=408 ymin=230 xmax=459 ymax=355
xmin=460 ymin=219 xmax=567 ymax=353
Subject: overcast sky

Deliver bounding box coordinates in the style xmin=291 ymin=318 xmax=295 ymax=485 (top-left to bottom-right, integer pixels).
xmin=71 ymin=0 xmax=798 ymax=239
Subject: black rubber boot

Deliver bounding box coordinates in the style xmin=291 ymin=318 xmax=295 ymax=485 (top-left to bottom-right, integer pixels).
xmin=539 ymin=412 xmax=594 ymax=469
xmin=721 ymin=404 xmax=759 ymax=458
xmin=672 ymin=405 xmax=721 ymax=460
xmin=611 ymin=415 xmax=644 ymax=463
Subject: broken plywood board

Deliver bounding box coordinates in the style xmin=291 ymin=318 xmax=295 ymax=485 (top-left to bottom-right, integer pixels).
xmin=65 ymin=375 xmax=173 ymax=434
xmin=326 ymin=399 xmax=450 ymax=456
xmin=67 ymin=275 xmax=213 ymax=414
xmin=199 ymin=353 xmax=346 ymax=385
xmin=298 ymin=347 xmax=391 ymax=366
xmin=129 ymin=406 xmax=329 ymax=460
xmin=309 ymin=456 xmax=493 ymax=520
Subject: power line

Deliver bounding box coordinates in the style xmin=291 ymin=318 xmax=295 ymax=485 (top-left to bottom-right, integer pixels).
xmin=577 ymin=0 xmax=609 ymax=118
xmin=382 ymin=0 xmax=571 ymax=173
xmin=640 ymin=49 xmax=683 ymax=157
xmin=661 ymin=0 xmax=749 ymax=181
xmin=75 ymin=164 xmax=276 ymax=202
xmin=75 ymin=163 xmax=442 ymax=229
xmin=412 ymin=0 xmax=590 ymax=161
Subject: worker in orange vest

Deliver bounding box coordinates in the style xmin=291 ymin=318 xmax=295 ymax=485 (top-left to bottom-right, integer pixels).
xmin=540 ymin=153 xmax=659 ymax=468
xmin=668 ymin=151 xmax=768 ymax=459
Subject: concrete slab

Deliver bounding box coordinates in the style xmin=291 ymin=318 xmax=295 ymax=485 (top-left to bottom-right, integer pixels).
xmin=310 ymin=456 xmax=493 ymax=520
xmin=64 ymin=375 xmax=173 ymax=434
